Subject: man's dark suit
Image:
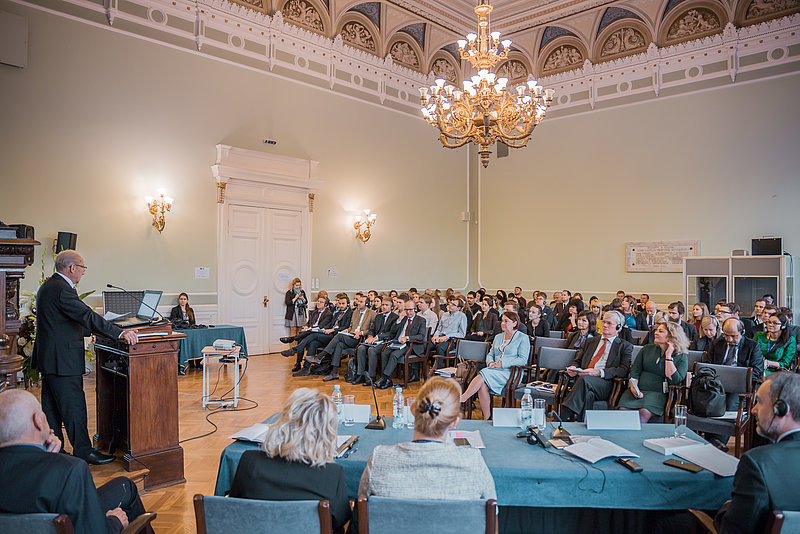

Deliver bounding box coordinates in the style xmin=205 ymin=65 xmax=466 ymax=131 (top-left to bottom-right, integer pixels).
xmin=294 ymin=307 xmax=353 ymax=362
xmin=704 ymin=336 xmax=764 ymax=381
xmin=32 ymin=274 xmax=123 ymax=458
xmin=716 ymin=431 xmax=800 ymax=534
xmin=0 ymin=445 xmax=146 ymax=533
xmin=561 ymin=336 xmax=633 ymax=421
xmin=229 ymin=451 xmax=350 ymax=532
xmin=635 ymin=312 xmax=654 ymax=332
xmin=290 ymin=307 xmax=334 ymax=366
xmin=678 ymin=320 xmax=698 ymax=343
xmin=380 ymin=315 xmax=428 ymax=378
xmin=356 ymin=311 xmax=398 ymax=378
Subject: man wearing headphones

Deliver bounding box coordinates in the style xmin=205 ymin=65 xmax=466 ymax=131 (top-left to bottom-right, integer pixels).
xmin=714 ymin=372 xmax=800 ymax=534
xmin=560 ymin=310 xmax=633 ymax=421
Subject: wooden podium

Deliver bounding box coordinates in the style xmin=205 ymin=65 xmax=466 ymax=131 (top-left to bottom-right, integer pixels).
xmin=94 ymin=325 xmax=187 ymax=490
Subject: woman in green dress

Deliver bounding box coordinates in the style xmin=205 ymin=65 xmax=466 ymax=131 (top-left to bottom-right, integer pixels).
xmin=753 ymin=313 xmax=797 ymax=375
xmin=619 ymin=321 xmax=689 ymax=423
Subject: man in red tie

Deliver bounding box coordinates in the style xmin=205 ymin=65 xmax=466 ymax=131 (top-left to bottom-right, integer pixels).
xmin=560 ymin=310 xmax=633 ymax=421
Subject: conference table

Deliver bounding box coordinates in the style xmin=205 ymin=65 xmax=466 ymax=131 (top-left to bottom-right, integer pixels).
xmin=176 ymin=325 xmax=248 ymax=370
xmin=214 ymin=419 xmax=734 ymax=534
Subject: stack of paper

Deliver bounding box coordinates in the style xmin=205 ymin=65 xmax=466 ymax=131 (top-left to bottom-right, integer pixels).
xmin=675 ymin=444 xmax=740 ymax=477
xmin=446 ymin=430 xmax=485 ymax=449
xmin=228 ymin=423 xmax=270 ymax=443
xmin=564 ymin=438 xmax=638 ymax=463
xmin=435 ymin=367 xmax=457 ymax=378
xmin=643 ymin=436 xmax=704 ymax=455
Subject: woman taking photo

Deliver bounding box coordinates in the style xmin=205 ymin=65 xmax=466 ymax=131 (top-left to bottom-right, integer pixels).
xmin=754 ymin=314 xmax=797 ymax=375
xmin=691 ymin=315 xmax=722 ymax=353
xmin=618 ymin=322 xmax=689 ymax=423
xmin=528 ymin=305 xmax=550 ymax=338
xmin=169 ymin=292 xmax=195 ymax=326
xmin=565 ymin=311 xmax=596 ymax=350
xmin=359 ymin=377 xmax=496 ymax=499
xmin=460 ymin=312 xmax=530 ymax=420
xmin=229 ymin=388 xmax=350 ymax=533
xmin=284 ymin=278 xmax=308 ymax=337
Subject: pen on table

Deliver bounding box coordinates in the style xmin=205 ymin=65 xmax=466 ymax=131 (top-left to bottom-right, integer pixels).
xmin=344 ymin=447 xmax=357 ymax=458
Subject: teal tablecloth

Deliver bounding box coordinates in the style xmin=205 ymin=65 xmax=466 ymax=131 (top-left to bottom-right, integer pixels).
xmin=214 ymin=420 xmax=732 ymax=511
xmin=177 ymin=325 xmax=248 ymax=367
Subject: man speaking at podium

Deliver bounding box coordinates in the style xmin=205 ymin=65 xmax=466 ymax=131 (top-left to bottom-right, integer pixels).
xmin=32 ymin=250 xmax=139 ymax=465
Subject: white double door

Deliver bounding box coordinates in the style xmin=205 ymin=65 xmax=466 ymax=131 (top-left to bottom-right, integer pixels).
xmin=222 ymin=204 xmax=304 ymax=355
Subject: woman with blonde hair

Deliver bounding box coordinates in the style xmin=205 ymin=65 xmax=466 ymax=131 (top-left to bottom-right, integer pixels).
xmin=618 ymin=322 xmax=689 ymax=423
xmin=284 ymin=277 xmax=308 ymax=337
xmin=358 ymin=377 xmax=496 ymax=500
xmin=229 ymin=388 xmax=350 ymax=532
xmin=691 ymin=302 xmax=710 ymax=335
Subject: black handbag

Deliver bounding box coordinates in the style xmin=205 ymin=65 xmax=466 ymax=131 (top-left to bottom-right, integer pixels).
xmin=689 ymin=366 xmax=726 ymax=417
xmin=345 ymin=358 xmax=357 ymax=382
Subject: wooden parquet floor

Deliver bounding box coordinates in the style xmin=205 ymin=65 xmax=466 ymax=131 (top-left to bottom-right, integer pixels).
xmin=26 ymin=352 xmax=426 ymax=534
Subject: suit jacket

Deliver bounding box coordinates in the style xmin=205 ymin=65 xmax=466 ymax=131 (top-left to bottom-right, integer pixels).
xmin=0 ymin=445 xmax=122 ymax=533
xmin=346 ymin=308 xmax=376 ymax=335
xmin=565 ymin=330 xmax=596 ymax=350
xmin=367 ymin=311 xmax=398 ymax=339
xmin=679 ymin=320 xmax=698 ymax=343
xmin=704 ymin=336 xmax=765 ymax=380
xmin=391 ymin=315 xmax=428 ymax=356
xmin=229 ymin=451 xmax=350 ymax=532
xmin=570 ymin=336 xmax=633 ymax=380
xmin=531 ymin=319 xmax=550 ymax=338
xmin=329 ymin=307 xmax=353 ymax=334
xmin=541 ymin=305 xmax=556 ymax=330
xmin=635 ymin=313 xmax=653 ymax=332
xmin=468 ymin=310 xmax=499 ymax=339
xmin=32 ymin=274 xmax=122 ymax=376
xmin=306 ymin=307 xmax=334 ymax=330
xmin=169 ymin=305 xmax=195 ymax=326
xmin=552 ymin=302 xmax=565 ymax=318
xmin=717 ymin=431 xmax=800 ymax=534
xmin=690 ymin=335 xmax=715 ymax=353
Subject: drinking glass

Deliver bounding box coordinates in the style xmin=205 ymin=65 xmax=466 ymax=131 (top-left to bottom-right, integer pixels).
xmin=533 ymin=398 xmax=546 ymax=431
xmin=343 ymin=395 xmax=355 ymax=427
xmin=405 ymin=397 xmax=415 ymax=429
xmin=674 ymin=404 xmax=688 ymax=437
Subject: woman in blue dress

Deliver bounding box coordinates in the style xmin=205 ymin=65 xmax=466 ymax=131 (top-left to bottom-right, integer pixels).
xmin=460 ymin=311 xmax=531 ymax=420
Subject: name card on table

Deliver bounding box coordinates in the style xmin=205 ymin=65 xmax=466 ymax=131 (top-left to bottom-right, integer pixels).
xmin=492 ymin=408 xmax=522 ymax=427
xmin=585 ymin=410 xmax=641 ymax=431
xmin=340 ymin=404 xmax=372 ymax=424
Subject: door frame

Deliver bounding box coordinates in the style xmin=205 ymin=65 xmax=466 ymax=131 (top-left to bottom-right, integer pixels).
xmin=212 ymin=144 xmax=322 ymax=352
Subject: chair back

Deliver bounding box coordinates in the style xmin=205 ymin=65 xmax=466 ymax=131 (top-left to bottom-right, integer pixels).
xmin=630 ymin=329 xmax=648 ymax=345
xmin=357 ymin=496 xmax=497 ymax=534
xmin=193 ymin=495 xmax=332 ymax=534
xmin=534 ymin=337 xmax=567 ymax=353
xmin=771 ymin=510 xmax=800 ymax=534
xmin=631 ymin=345 xmax=644 ymax=366
xmin=456 ymin=339 xmax=490 ymax=362
xmin=548 ymin=330 xmax=563 ymax=339
xmin=0 ymin=513 xmax=72 ymax=534
xmin=693 ymin=362 xmax=752 ymax=394
xmin=686 ymin=350 xmax=704 ymax=369
xmin=537 ymin=347 xmax=577 ymax=371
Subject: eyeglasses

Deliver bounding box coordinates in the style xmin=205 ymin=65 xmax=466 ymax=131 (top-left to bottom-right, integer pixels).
xmin=75 ymin=264 xmax=87 ymax=271
xmin=404 ymin=308 xmax=416 ymax=312
xmin=767 ymin=321 xmax=782 ymax=327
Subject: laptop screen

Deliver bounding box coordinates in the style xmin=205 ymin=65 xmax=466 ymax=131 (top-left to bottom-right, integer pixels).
xmin=137 ymin=290 xmax=163 ymax=319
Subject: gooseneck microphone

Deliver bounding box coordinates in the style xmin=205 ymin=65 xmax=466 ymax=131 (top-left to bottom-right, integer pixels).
xmin=106 ymin=284 xmax=166 ymax=323
xmin=549 ymin=410 xmax=571 ymax=439
xmin=363 ymin=372 xmax=385 ymax=430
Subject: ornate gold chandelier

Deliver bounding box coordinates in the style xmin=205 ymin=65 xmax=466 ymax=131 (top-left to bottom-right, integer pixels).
xmin=419 ymin=2 xmax=554 ymax=168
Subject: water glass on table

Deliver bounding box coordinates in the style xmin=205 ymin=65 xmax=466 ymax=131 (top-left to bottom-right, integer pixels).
xmin=673 ymin=404 xmax=688 ymax=437
xmin=343 ymin=395 xmax=355 ymax=427
xmin=533 ymin=398 xmax=546 ymax=431
xmin=405 ymin=397 xmax=415 ymax=429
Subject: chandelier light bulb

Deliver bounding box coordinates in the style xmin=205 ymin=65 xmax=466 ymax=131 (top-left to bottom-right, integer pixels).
xmin=458 ymin=39 xmax=467 ymax=48
xmin=490 ymin=31 xmax=500 ymax=41
xmin=545 ymin=88 xmax=555 ymax=99
xmin=435 ymin=78 xmax=446 ymax=88
xmin=467 ymin=33 xmax=477 ymax=42
xmin=501 ymin=39 xmax=512 ymax=49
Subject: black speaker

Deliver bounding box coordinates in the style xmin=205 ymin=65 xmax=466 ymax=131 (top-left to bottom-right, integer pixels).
xmin=56 ymin=232 xmax=77 ymax=252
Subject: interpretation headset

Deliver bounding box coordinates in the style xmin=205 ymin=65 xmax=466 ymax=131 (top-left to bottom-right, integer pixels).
xmin=606 ymin=310 xmax=624 ymax=332
xmin=774 ymin=378 xmax=789 ymax=418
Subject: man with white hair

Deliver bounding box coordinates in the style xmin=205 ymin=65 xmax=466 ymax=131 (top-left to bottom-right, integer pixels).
xmin=32 ymin=250 xmax=139 ymax=465
xmin=0 ymin=390 xmax=150 ymax=533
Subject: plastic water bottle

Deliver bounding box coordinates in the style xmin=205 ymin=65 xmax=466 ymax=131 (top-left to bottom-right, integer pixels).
xmin=392 ymin=387 xmax=405 ymax=429
xmin=331 ymin=384 xmax=343 ymax=423
xmin=520 ymin=388 xmax=533 ymax=429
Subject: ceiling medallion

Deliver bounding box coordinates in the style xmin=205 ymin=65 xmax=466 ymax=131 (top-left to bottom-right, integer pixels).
xmin=419 ymin=2 xmax=554 ymax=168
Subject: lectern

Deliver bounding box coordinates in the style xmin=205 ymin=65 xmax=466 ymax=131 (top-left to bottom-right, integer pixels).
xmin=94 ymin=326 xmax=187 ymax=490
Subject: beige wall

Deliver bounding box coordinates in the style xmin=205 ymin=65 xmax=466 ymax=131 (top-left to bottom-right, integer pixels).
xmin=0 ymin=3 xmax=468 ymax=302
xmin=479 ymin=73 xmax=800 ymax=305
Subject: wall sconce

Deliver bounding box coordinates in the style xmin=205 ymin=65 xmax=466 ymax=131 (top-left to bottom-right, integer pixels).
xmin=145 ymin=191 xmax=173 ymax=233
xmin=353 ymin=209 xmax=377 ymax=243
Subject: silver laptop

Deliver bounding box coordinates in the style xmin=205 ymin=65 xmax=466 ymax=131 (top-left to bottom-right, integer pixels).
xmin=113 ymin=290 xmax=162 ymax=327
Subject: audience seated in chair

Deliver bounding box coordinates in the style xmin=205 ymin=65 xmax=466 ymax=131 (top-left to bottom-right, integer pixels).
xmin=0 ymin=390 xmax=151 ymax=534
xmin=637 ymin=301 xmax=658 ymax=332
xmin=620 ymin=295 xmax=639 ymax=331
xmin=281 ymin=296 xmax=334 ymax=371
xmin=430 ymin=297 xmax=468 ymax=367
xmin=375 ymin=299 xmax=427 ymax=389
xmin=564 ymin=310 xmax=597 ymax=350
xmin=465 ymin=296 xmax=499 ymax=342
xmin=290 ymin=295 xmax=353 ymax=377
xmin=691 ymin=315 xmax=722 ymax=353
xmin=754 ymin=314 xmax=797 ymax=375
xmin=559 ymin=310 xmax=633 ymax=422
xmin=691 ymin=302 xmax=711 ymax=336
xmin=555 ymin=298 xmax=584 ymax=335
xmin=618 ymin=322 xmax=689 ymax=423
xmin=353 ymin=297 xmax=398 ymax=385
xmin=503 ymin=301 xmax=528 ymax=335
xmin=359 ymin=377 xmax=496 ymax=499
xmin=312 ymin=292 xmax=376 ymax=382
xmin=668 ymin=301 xmax=698 ymax=344
xmin=460 ymin=312 xmax=531 ymax=420
xmin=229 ymin=388 xmax=350 ymax=533
xmin=528 ymin=304 xmax=551 ymax=339
xmin=416 ymin=294 xmax=439 ymax=334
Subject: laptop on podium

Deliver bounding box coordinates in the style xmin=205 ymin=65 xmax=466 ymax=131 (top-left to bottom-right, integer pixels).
xmin=113 ymin=290 xmax=163 ymax=327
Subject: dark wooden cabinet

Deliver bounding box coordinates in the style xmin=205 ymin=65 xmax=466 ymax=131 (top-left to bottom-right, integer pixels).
xmin=94 ymin=329 xmax=187 ymax=490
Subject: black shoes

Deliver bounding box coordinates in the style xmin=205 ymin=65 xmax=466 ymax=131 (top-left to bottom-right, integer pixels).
xmin=376 ymin=376 xmax=393 ymax=389
xmin=352 ymin=376 xmax=366 ymax=385
xmin=281 ymin=348 xmax=296 ymax=357
xmin=292 ymin=367 xmax=311 ymax=377
xmin=322 ymin=371 xmax=339 ymax=382
xmin=408 ymin=372 xmax=420 ymax=383
xmin=280 ymin=336 xmax=294 ymax=344
xmin=84 ymin=449 xmax=116 ymax=465
xmin=291 ymin=364 xmax=301 ymax=373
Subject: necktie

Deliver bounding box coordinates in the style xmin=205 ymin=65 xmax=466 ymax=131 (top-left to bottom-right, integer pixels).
xmin=403 ymin=318 xmax=412 ymax=338
xmin=313 ymin=312 xmax=321 ymax=327
xmin=588 ymin=338 xmax=608 ymax=369
xmin=724 ymin=345 xmax=737 ymax=366
xmin=648 ymin=316 xmax=653 ymax=328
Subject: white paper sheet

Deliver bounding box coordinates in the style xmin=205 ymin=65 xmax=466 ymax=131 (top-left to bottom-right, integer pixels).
xmin=229 ymin=423 xmax=270 ymax=443
xmin=564 ymin=438 xmax=639 ymax=463
xmin=446 ymin=430 xmax=486 ymax=449
xmin=492 ymin=408 xmax=522 ymax=427
xmin=675 ymin=444 xmax=739 ymax=477
xmin=585 ymin=410 xmax=642 ymax=430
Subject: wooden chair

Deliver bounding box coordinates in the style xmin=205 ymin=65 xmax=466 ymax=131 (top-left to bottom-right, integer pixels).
xmin=401 ymin=328 xmax=432 ymax=388
xmin=0 ymin=512 xmax=157 ymax=534
xmin=688 ymin=508 xmax=798 ymax=534
xmin=512 ymin=347 xmax=578 ymax=412
xmin=357 ymin=495 xmax=497 ymax=534
xmin=193 ymin=494 xmax=332 ymax=534
xmin=630 ymin=329 xmax=649 ymax=345
xmin=683 ymin=362 xmax=754 ymax=457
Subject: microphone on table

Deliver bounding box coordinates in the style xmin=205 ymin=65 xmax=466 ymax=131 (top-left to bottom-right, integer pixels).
xmin=363 ymin=372 xmax=385 ymax=430
xmin=549 ymin=410 xmax=571 ymax=439
xmin=106 ymin=284 xmax=167 ymax=324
